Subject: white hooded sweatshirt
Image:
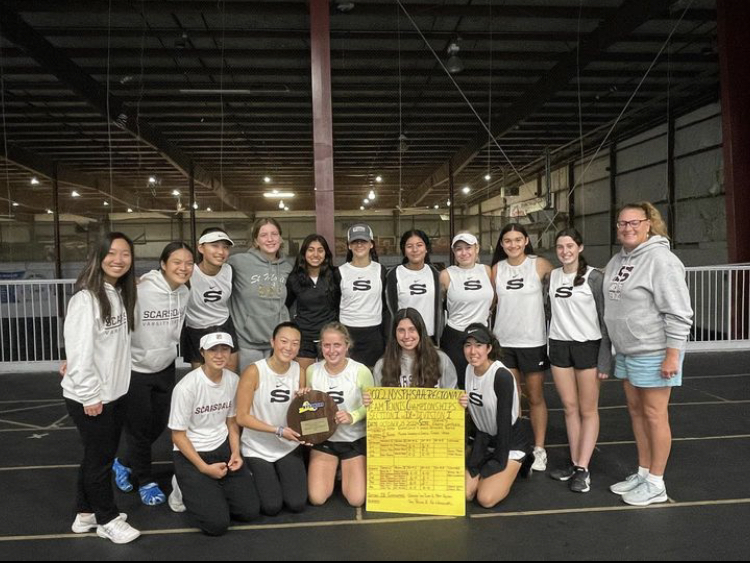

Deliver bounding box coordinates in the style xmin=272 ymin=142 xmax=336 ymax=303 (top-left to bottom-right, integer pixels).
xmin=62 ymin=284 xmax=131 ymax=407
xmin=131 ymin=270 xmax=189 ymax=373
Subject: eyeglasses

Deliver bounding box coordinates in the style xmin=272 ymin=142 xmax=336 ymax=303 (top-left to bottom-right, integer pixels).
xmin=616 ymin=219 xmax=648 ymax=229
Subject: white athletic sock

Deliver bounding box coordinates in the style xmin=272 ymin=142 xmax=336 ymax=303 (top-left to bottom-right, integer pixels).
xmin=638 ymin=466 xmax=649 ymax=479
xmin=646 ymin=473 xmax=665 ymax=488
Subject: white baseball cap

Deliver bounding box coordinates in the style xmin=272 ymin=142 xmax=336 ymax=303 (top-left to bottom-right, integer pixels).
xmin=199 ymin=231 xmax=234 ymax=246
xmin=452 ymin=232 xmax=478 ymax=247
xmin=199 ymin=332 xmax=234 ymax=350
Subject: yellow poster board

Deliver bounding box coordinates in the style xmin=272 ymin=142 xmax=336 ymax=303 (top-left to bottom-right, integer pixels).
xmin=366 ymin=387 xmax=465 ymax=517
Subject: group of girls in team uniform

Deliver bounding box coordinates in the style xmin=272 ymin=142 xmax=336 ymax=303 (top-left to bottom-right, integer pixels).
xmin=62 ymin=202 xmax=692 ymax=543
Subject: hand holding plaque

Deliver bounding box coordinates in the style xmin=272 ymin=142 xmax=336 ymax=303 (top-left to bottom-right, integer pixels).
xmin=287 ymin=390 xmax=338 ymax=445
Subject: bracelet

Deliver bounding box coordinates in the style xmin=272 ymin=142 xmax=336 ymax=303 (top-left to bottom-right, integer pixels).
xmin=275 ymin=426 xmax=285 ymax=438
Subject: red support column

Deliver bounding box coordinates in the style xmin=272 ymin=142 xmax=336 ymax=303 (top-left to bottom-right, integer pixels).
xmin=310 ymin=0 xmax=336 ymax=255
xmin=717 ymin=0 xmax=750 ymax=263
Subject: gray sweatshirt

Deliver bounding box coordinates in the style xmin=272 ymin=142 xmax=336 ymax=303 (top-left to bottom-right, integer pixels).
xmin=603 ymin=235 xmax=693 ymax=355
xmin=228 ymin=248 xmax=293 ymax=351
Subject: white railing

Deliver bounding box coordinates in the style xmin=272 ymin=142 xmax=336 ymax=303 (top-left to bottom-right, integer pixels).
xmin=0 ymin=279 xmax=76 ymax=372
xmin=0 ymin=266 xmax=748 ymax=372
xmin=685 ymin=264 xmax=750 ymax=351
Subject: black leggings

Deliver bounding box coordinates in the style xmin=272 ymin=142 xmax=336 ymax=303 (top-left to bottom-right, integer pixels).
xmin=66 ymin=397 xmax=125 ymax=526
xmin=174 ymin=440 xmax=260 ymax=536
xmin=245 ymin=449 xmax=307 ymax=516
xmin=121 ymin=364 xmax=175 ymax=486
xmin=441 ymin=325 xmax=469 ymax=390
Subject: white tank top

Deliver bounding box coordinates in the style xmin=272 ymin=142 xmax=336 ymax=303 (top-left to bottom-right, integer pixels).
xmin=493 ymin=256 xmax=546 ymax=347
xmin=466 ymin=361 xmax=520 ymax=436
xmin=445 ymin=264 xmax=494 ymax=331
xmin=240 ymin=359 xmax=300 ymax=462
xmin=339 ymin=262 xmax=384 ymax=327
xmin=395 ymin=265 xmax=436 ymax=336
xmin=185 ymin=263 xmax=233 ymax=329
xmin=309 ymin=359 xmax=366 ymax=443
xmin=548 ymin=267 xmax=602 ymax=342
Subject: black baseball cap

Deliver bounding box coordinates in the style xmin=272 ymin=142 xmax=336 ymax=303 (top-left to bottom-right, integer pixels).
xmin=463 ymin=323 xmax=493 ymax=344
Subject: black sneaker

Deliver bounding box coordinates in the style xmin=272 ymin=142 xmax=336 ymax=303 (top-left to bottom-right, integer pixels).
xmin=549 ymin=463 xmax=576 ymax=481
xmin=569 ymin=467 xmax=591 ymax=493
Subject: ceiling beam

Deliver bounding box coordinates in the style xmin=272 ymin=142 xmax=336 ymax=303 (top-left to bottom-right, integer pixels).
xmin=403 ymin=0 xmax=675 ymax=207
xmin=0 ymin=5 xmax=241 ymax=211
xmin=0 ymin=143 xmax=154 ymax=211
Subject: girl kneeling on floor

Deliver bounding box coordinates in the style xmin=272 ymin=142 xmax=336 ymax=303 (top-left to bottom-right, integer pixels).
xmin=307 ymin=323 xmax=373 ymax=507
xmin=236 ymin=322 xmax=309 ymax=515
xmin=463 ymin=323 xmax=533 ymax=508
xmin=168 ymin=332 xmax=260 ymax=536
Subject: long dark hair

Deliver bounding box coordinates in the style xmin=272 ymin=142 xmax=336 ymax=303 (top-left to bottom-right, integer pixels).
xmin=554 ymin=227 xmax=588 ymax=287
xmin=380 ymin=308 xmax=441 ymax=389
xmin=399 ymin=229 xmax=432 ymax=265
xmin=291 ymin=234 xmax=336 ymax=300
xmin=491 ymin=223 xmax=535 ymax=266
xmin=75 ymin=232 xmax=137 ymax=331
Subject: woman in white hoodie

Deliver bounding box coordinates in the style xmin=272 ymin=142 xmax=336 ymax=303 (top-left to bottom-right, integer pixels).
xmin=604 ymin=202 xmax=693 ymax=507
xmin=113 ymin=242 xmax=194 ymax=506
xmin=62 ymin=233 xmax=140 ymax=544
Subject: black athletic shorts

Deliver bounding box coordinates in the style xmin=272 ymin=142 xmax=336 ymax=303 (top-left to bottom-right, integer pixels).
xmin=501 ymin=345 xmax=550 ymax=374
xmin=297 ymin=331 xmax=320 ymax=360
xmin=548 ymin=339 xmax=601 ymax=370
xmin=312 ymin=437 xmax=366 ymax=460
xmin=180 ymin=316 xmax=239 ymax=363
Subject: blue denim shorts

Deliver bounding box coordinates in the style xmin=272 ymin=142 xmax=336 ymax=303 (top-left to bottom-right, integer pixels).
xmin=614 ymin=352 xmax=685 ymax=388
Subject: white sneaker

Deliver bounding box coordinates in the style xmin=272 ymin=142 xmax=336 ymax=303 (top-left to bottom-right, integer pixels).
xmin=96 ymin=515 xmax=141 ymax=544
xmin=168 ymin=475 xmax=186 ymax=513
xmin=531 ymin=447 xmax=547 ymax=472
xmin=622 ymin=480 xmax=668 ymax=506
xmin=71 ymin=512 xmax=127 ymax=534
xmin=610 ymin=473 xmax=645 ymax=495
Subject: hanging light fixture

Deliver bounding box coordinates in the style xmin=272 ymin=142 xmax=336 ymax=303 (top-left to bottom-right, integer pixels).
xmin=446 ymin=38 xmax=464 ymax=74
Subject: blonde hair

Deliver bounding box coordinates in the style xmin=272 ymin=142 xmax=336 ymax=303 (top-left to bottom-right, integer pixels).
xmin=620 ymin=201 xmax=669 ymax=239
xmin=319 ymin=322 xmax=352 ymax=350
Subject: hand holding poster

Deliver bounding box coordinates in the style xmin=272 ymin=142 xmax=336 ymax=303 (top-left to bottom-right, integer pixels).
xmin=366 ymin=387 xmax=465 ymax=517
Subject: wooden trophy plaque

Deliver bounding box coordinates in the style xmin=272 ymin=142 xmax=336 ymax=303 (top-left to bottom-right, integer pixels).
xmin=287 ymin=390 xmax=338 ymax=445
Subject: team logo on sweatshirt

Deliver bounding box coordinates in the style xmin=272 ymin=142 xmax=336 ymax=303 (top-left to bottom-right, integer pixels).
xmin=609 ymin=266 xmax=635 ymax=300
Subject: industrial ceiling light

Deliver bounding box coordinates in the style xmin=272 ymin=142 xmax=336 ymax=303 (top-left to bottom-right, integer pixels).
xmin=446 ymin=39 xmax=464 ymax=74
xmin=279 ymin=200 xmax=285 ymax=210
xmin=103 ymin=201 xmax=109 ymax=206
xmin=127 ymin=208 xmax=133 ymax=213
xmin=206 ymin=207 xmax=212 ymax=212
xmin=462 ymin=186 xmax=471 ymax=194
xmin=148 ymin=176 xmax=157 ymax=184
xmin=172 ymin=190 xmax=181 ymax=196
xmin=398 ymin=133 xmax=409 ymax=153
xmin=12 ymin=202 xmax=19 ymax=207
xmin=264 ymin=176 xmax=272 ymax=183
xmin=375 ymin=175 xmax=383 ymax=183
xmin=30 ymin=177 xmax=40 ymax=186
xmin=368 ymin=190 xmax=376 ymax=200
xmin=264 ymin=192 xmax=295 ymax=199
xmin=71 ymin=190 xmax=81 ymax=198
xmin=192 ymin=202 xmax=199 ymax=210
xmin=484 ymin=173 xmax=491 ymax=181
xmin=336 ymin=1 xmax=355 ymax=12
